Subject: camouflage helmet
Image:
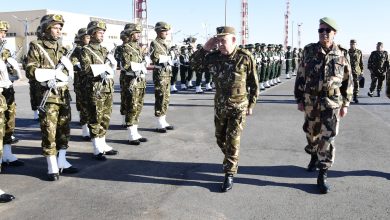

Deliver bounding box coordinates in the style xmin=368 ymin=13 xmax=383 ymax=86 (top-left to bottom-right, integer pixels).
xmin=87 ymin=20 xmax=106 ymax=35
xmin=154 ymin=21 xmax=170 ymax=32
xmin=40 ymin=14 xmax=64 ymax=31
xmin=124 ymin=23 xmax=142 ymax=36
xmin=0 ymin=20 xmax=10 ymax=32
xmin=77 ymin=28 xmax=88 ymax=39
xmin=36 ymin=25 xmax=43 ymax=39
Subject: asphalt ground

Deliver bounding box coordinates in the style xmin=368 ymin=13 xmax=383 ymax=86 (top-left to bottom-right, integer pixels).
xmin=0 ymin=61 xmax=389 ymax=219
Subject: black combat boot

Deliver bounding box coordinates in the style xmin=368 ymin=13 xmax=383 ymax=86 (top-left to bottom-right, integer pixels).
xmin=353 ymin=95 xmax=359 ymax=104
xmin=307 ymin=154 xmax=318 ymax=172
xmin=317 ymin=168 xmax=330 ymax=194
xmin=0 ymin=193 xmax=15 ymax=203
xmin=47 ymin=173 xmax=60 ymax=181
xmin=221 ymin=174 xmax=234 ymax=192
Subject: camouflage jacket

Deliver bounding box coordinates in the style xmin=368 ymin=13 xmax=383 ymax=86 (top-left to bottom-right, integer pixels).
xmin=80 ymin=42 xmax=114 ymax=93
xmin=190 ymin=47 xmax=259 ymax=110
xmin=120 ymin=41 xmax=146 ymax=88
xmin=348 ymin=48 xmax=364 ymax=75
xmin=150 ymin=37 xmax=172 ymax=77
xmin=26 ymin=39 xmax=70 ymax=104
xmin=294 ymin=42 xmax=353 ymax=109
xmin=368 ymin=50 xmax=389 ymax=74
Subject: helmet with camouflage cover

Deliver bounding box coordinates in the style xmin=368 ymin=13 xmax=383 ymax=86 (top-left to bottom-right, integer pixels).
xmin=124 ymin=23 xmax=142 ymax=36
xmin=87 ymin=20 xmax=106 ymax=35
xmin=40 ymin=14 xmax=64 ymax=31
xmin=36 ymin=25 xmax=43 ymax=39
xmin=77 ymin=28 xmax=88 ymax=39
xmin=154 ymin=21 xmax=170 ymax=32
xmin=0 ymin=20 xmax=10 ymax=32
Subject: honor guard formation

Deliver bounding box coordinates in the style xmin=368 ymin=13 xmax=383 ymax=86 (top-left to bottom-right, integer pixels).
xmin=0 ymin=14 xmax=389 ymax=203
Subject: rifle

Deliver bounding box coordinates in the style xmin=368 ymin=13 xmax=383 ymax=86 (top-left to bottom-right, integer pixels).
xmin=37 ymin=43 xmax=77 ymax=114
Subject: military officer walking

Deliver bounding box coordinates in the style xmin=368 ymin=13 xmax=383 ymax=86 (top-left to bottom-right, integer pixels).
xmin=149 ymin=22 xmax=174 ymax=132
xmin=80 ymin=21 xmax=119 ymax=160
xmin=191 ymin=26 xmax=259 ymax=192
xmin=119 ymin=23 xmax=148 ymax=145
xmin=26 ymin=14 xmax=79 ymax=180
xmin=294 ymin=17 xmax=352 ymax=194
xmin=348 ymin=39 xmax=364 ymax=103
xmin=367 ymin=42 xmax=389 ymax=97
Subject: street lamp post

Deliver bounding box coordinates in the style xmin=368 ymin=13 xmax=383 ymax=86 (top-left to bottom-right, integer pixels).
xmin=12 ymin=15 xmax=40 ymax=55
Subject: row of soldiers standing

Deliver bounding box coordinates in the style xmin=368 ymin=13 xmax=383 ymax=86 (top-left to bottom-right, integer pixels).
xmin=243 ymin=43 xmax=302 ymax=90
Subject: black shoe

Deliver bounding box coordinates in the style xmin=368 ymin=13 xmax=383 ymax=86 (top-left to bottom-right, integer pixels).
xmin=61 ymin=166 xmax=79 ymax=174
xmin=353 ymin=97 xmax=359 ymax=104
xmin=93 ymin=153 xmax=107 ymax=161
xmin=129 ymin=139 xmax=141 ymax=145
xmin=307 ymin=154 xmax=318 ymax=172
xmin=2 ymin=160 xmax=25 ymax=167
xmin=221 ymin=174 xmax=234 ymax=192
xmin=196 ymin=91 xmax=204 ymax=94
xmin=0 ymin=193 xmax=15 ymax=203
xmin=165 ymin=125 xmax=174 ymax=130
xmin=10 ymin=136 xmax=19 ymax=144
xmin=138 ymin=137 xmax=148 ymax=142
xmin=155 ymin=128 xmax=167 ymax=133
xmin=82 ymin=136 xmax=91 ymax=141
xmin=317 ymin=169 xmax=330 ymax=194
xmin=367 ymin=91 xmax=373 ymax=97
xmin=47 ymin=173 xmax=60 ymax=181
xmin=104 ymin=150 xmax=118 ymax=155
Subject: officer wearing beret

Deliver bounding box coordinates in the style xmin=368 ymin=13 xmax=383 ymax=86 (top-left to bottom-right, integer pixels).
xmin=294 ymin=17 xmax=353 ymax=194
xmin=191 ymin=26 xmax=259 ymax=192
xmin=149 ymin=22 xmax=175 ymax=132
xmin=348 ymin=39 xmax=364 ymax=103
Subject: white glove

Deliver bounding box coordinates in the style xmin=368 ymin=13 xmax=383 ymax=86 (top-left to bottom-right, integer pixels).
xmin=47 ymin=79 xmax=57 ymax=89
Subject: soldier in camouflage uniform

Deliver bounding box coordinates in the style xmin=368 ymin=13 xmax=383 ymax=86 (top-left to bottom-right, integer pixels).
xmin=119 ymin=23 xmax=148 ymax=145
xmin=179 ymin=45 xmax=190 ymax=91
xmin=26 ymin=14 xmax=79 ymax=181
xmin=170 ymin=45 xmax=179 ymax=93
xmin=285 ymin=46 xmax=292 ymax=79
xmin=193 ymin=44 xmax=205 ymax=94
xmin=149 ymin=22 xmax=175 ymax=132
xmin=367 ymin=42 xmax=389 ymax=97
xmin=292 ymin=47 xmax=298 ymax=76
xmin=80 ymin=20 xmax=119 ymax=160
xmin=294 ymin=17 xmax=353 ymax=194
xmin=0 ymin=20 xmax=24 ymax=167
xmin=71 ymin=28 xmax=91 ymax=140
xmin=117 ymin=30 xmax=130 ymax=127
xmin=191 ymin=26 xmax=259 ymax=192
xmin=348 ymin=39 xmax=364 ymax=103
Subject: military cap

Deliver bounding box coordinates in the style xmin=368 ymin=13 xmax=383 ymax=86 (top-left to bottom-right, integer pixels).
xmin=180 ymin=46 xmax=187 ymax=50
xmin=0 ymin=20 xmax=10 ymax=32
xmin=155 ymin=21 xmax=170 ymax=32
xmin=76 ymin=28 xmax=88 ymax=39
xmin=196 ymin=44 xmax=202 ymax=49
xmin=267 ymin=44 xmax=272 ymax=48
xmin=124 ymin=23 xmax=142 ymax=36
xmin=287 ymin=46 xmax=291 ymax=49
xmin=260 ymin=43 xmax=266 ymax=48
xmin=87 ymin=20 xmax=106 ymax=35
xmin=377 ymin=42 xmax=383 ymax=46
xmin=238 ymin=45 xmax=244 ymax=49
xmin=350 ymin=39 xmax=356 ymax=44
xmin=40 ymin=14 xmax=64 ymax=31
xmin=247 ymin=44 xmax=254 ymax=49
xmin=216 ymin=26 xmax=235 ymax=36
xmin=319 ymin=17 xmax=338 ymax=31
xmin=188 ymin=45 xmax=193 ymax=49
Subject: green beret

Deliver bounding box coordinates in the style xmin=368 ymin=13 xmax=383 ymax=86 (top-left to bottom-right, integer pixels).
xmin=319 ymin=17 xmax=338 ymax=31
xmin=216 ymin=26 xmax=235 ymax=36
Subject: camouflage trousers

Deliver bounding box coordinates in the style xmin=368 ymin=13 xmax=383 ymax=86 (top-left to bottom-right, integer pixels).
xmin=39 ymin=102 xmax=71 ymax=156
xmin=78 ymin=80 xmax=90 ymax=125
xmin=215 ymin=104 xmax=247 ymax=175
xmin=2 ymin=87 xmax=16 ymax=145
xmin=122 ymin=76 xmax=146 ymax=126
xmin=154 ymin=76 xmax=171 ymax=117
xmin=0 ymin=94 xmax=6 ymax=171
xmin=303 ymin=106 xmax=340 ymax=169
xmin=29 ymin=80 xmax=42 ymax=111
xmin=352 ymin=73 xmax=361 ymax=96
xmin=74 ymin=73 xmax=82 ymax=112
xmin=88 ymin=91 xmax=113 ymax=138
xmin=369 ymin=71 xmax=386 ymax=92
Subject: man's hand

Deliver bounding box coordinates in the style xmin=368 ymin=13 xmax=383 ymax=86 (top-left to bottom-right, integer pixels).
xmin=246 ymin=108 xmax=253 ymax=115
xmin=297 ymin=102 xmax=304 ymax=112
xmin=339 ymin=106 xmax=348 ymax=117
xmin=203 ymin=37 xmax=219 ymax=52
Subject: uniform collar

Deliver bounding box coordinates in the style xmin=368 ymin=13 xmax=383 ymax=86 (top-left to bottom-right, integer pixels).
xmin=89 ymin=42 xmax=101 ymax=50
xmin=42 ymin=39 xmax=59 ymax=49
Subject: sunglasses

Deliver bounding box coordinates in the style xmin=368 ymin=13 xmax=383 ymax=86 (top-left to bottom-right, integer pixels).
xmin=318 ymin=28 xmax=332 ymax=34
